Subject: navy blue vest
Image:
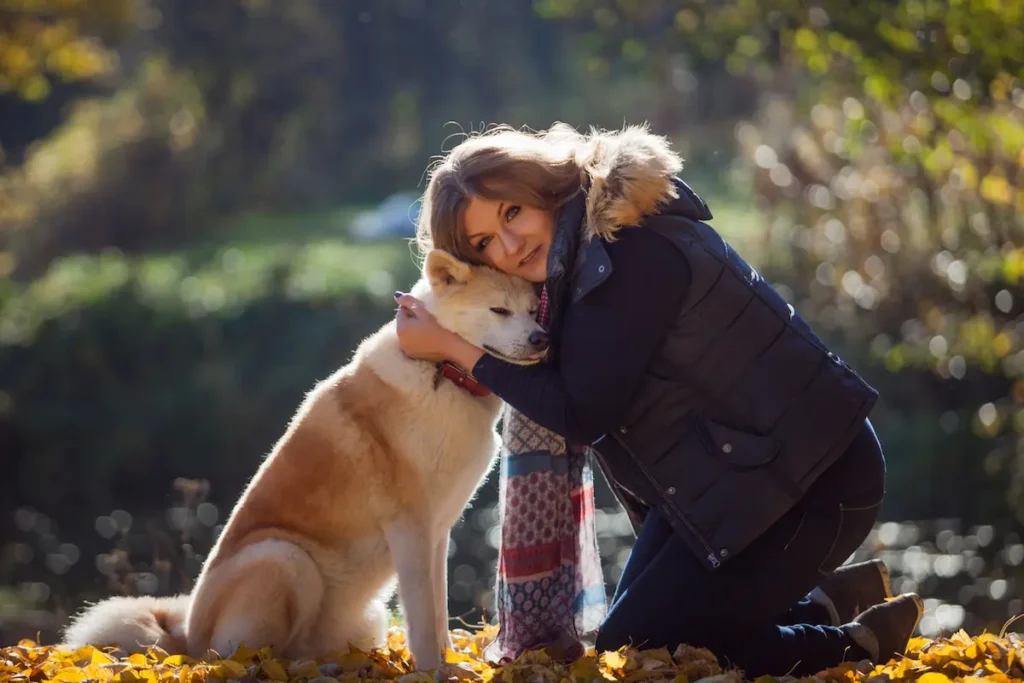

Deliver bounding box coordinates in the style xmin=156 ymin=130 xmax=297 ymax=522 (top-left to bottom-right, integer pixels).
xmin=559 ymin=180 xmax=878 ymax=570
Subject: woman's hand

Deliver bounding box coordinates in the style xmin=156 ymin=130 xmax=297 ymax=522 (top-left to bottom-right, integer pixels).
xmin=394 ymin=293 xmax=485 ymax=370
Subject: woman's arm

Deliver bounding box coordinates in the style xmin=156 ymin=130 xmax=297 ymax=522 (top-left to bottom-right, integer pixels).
xmin=471 ymin=229 xmax=689 ymax=443
xmin=395 ymin=229 xmax=689 ymax=443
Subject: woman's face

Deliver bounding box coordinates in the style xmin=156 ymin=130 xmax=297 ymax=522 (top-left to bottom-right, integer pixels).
xmin=463 ymin=195 xmax=555 ymax=283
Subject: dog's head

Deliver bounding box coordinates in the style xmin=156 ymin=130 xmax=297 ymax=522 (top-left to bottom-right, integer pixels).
xmin=418 ymin=249 xmax=548 ymax=365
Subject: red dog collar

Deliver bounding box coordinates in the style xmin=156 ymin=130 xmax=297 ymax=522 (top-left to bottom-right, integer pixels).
xmin=434 ymin=361 xmax=492 ymax=398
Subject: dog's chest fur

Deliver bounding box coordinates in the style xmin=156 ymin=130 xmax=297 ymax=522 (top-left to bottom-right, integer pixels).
xmin=364 ymin=331 xmax=502 ymax=532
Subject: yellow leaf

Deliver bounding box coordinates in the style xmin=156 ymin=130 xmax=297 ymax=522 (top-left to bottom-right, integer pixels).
xmin=520 ymin=649 xmax=553 ymax=665
xmin=570 ymin=655 xmax=602 ymax=682
xmin=85 ymin=662 xmax=115 ymax=682
xmin=230 ymin=645 xmax=259 ymax=663
xmin=984 ymin=659 xmax=1007 ymax=674
xmin=601 ymin=651 xmax=627 ymax=671
xmin=917 ymin=673 xmax=953 ymax=683
xmin=288 ymin=659 xmax=322 ymax=678
xmin=126 ymin=654 xmax=149 ymax=668
xmin=53 ymin=668 xmax=89 ymax=683
xmin=212 ymin=659 xmax=247 ymax=679
xmin=262 ymin=660 xmax=288 ymax=681
xmin=146 ymin=645 xmax=169 ymax=662
xmin=397 ymin=673 xmax=435 ymax=683
xmin=888 ymin=657 xmax=917 ymax=679
xmin=977 ymin=674 xmax=1012 ymax=683
xmin=334 ymin=651 xmax=371 ymax=672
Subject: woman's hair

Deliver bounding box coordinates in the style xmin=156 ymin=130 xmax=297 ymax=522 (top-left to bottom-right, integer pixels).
xmin=414 ymin=123 xmax=590 ymax=265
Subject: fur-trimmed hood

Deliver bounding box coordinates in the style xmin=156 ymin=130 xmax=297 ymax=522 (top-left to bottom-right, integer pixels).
xmin=541 ymin=125 xmax=713 ymax=321
xmin=575 ymin=125 xmax=711 ymax=241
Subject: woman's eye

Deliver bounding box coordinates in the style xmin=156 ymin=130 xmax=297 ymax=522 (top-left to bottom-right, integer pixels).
xmin=504 ymin=205 xmax=520 ymax=222
xmin=490 ymin=307 xmax=511 ymax=317
xmin=475 ymin=236 xmax=492 ymax=252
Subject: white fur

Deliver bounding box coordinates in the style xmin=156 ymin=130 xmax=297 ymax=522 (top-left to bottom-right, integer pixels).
xmin=61 ymin=251 xmax=542 ymax=670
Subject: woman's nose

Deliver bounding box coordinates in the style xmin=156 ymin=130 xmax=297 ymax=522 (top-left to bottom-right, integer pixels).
xmin=498 ymin=226 xmax=525 ymax=255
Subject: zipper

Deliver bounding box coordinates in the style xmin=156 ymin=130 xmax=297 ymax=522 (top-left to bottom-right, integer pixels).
xmin=612 ymin=431 xmax=721 ymax=569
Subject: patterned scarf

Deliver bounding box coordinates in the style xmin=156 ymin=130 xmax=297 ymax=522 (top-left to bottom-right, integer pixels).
xmin=484 ymin=287 xmax=607 ymax=663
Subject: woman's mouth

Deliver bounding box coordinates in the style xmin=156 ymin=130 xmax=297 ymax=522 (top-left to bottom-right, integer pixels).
xmin=520 ymin=245 xmax=541 ymax=268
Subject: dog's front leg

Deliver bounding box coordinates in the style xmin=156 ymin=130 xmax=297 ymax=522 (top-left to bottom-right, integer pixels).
xmin=432 ymin=532 xmax=453 ymax=654
xmin=386 ymin=520 xmax=441 ymax=671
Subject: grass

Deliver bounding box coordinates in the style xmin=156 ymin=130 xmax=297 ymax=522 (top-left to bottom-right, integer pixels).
xmin=0 ymin=206 xmax=423 ymax=348
xmin=0 ymin=191 xmax=760 ymax=348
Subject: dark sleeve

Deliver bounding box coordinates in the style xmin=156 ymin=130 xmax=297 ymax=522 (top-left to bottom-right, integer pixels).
xmin=471 ymin=228 xmax=689 ymax=444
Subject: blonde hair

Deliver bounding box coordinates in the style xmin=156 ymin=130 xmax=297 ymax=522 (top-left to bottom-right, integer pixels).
xmin=415 ymin=123 xmax=591 ymax=266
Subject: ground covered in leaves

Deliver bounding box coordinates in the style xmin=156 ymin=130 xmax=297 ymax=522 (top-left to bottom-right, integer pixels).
xmin=2 ymin=626 xmax=1022 ymax=683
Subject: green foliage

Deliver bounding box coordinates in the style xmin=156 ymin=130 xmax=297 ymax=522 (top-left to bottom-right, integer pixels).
xmin=7 ymin=1 xmax=724 ymax=277
xmin=0 ymin=0 xmax=132 ymax=101
xmin=0 ymin=57 xmax=211 ymax=277
xmin=729 ymin=2 xmax=1024 ymax=522
xmin=0 ymin=234 xmax=418 ymax=558
xmin=538 ymin=0 xmax=1024 ymax=522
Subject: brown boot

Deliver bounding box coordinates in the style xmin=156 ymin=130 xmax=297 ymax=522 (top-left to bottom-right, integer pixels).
xmin=844 ymin=593 xmax=924 ymax=663
xmin=811 ymin=558 xmax=893 ymax=625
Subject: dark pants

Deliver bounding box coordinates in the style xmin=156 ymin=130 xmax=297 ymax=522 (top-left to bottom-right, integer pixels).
xmin=594 ymin=419 xmax=886 ymax=678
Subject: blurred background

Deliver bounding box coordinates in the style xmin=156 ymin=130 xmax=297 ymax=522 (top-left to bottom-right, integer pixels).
xmin=1 ymin=0 xmax=1022 ymax=647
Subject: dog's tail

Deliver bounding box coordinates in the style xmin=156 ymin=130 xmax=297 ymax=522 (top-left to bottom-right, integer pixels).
xmin=62 ymin=594 xmax=191 ymax=655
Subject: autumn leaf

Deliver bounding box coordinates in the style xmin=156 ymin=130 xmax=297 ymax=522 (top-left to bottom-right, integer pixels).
xmin=916 ymin=673 xmax=953 ymax=683
xmin=52 ymin=669 xmax=89 ymax=683
xmin=3 ymin=628 xmax=1023 ymax=683
xmin=262 ymin=659 xmax=289 ymax=681
xmin=601 ymin=651 xmax=628 ymax=672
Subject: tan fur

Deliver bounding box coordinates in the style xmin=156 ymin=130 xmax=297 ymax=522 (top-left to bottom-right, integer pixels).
xmin=62 ymin=251 xmax=543 ymax=671
xmin=577 ymin=124 xmax=684 ymax=242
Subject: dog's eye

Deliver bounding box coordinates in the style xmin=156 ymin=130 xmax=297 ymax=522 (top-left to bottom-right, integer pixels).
xmin=490 ymin=307 xmax=511 ymax=317
xmin=529 ymin=309 xmax=538 ymax=317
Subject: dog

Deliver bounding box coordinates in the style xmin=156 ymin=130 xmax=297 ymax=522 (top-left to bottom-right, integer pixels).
xmin=62 ymin=249 xmax=546 ymax=671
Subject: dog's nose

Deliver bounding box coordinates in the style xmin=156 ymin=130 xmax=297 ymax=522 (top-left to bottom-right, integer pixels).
xmin=528 ymin=330 xmax=549 ymax=351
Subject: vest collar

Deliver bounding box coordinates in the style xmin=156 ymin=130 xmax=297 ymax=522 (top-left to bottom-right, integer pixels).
xmin=545 ymin=188 xmax=615 ymax=319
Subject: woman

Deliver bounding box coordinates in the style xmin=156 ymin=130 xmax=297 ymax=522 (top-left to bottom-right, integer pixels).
xmin=394 ymin=123 xmax=923 ymax=677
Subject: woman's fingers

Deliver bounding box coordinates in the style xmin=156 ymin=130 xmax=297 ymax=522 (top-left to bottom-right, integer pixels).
xmin=394 ymin=292 xmax=426 ymax=317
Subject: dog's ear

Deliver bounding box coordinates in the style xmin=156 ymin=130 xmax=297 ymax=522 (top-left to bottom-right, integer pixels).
xmin=425 ymin=249 xmax=473 ymax=288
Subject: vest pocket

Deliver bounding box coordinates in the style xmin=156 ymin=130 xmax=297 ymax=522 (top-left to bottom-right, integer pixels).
xmin=626 ymin=415 xmax=781 ymax=508
xmin=697 ymin=417 xmax=781 ymax=469
xmin=637 ymin=417 xmax=723 ymax=508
